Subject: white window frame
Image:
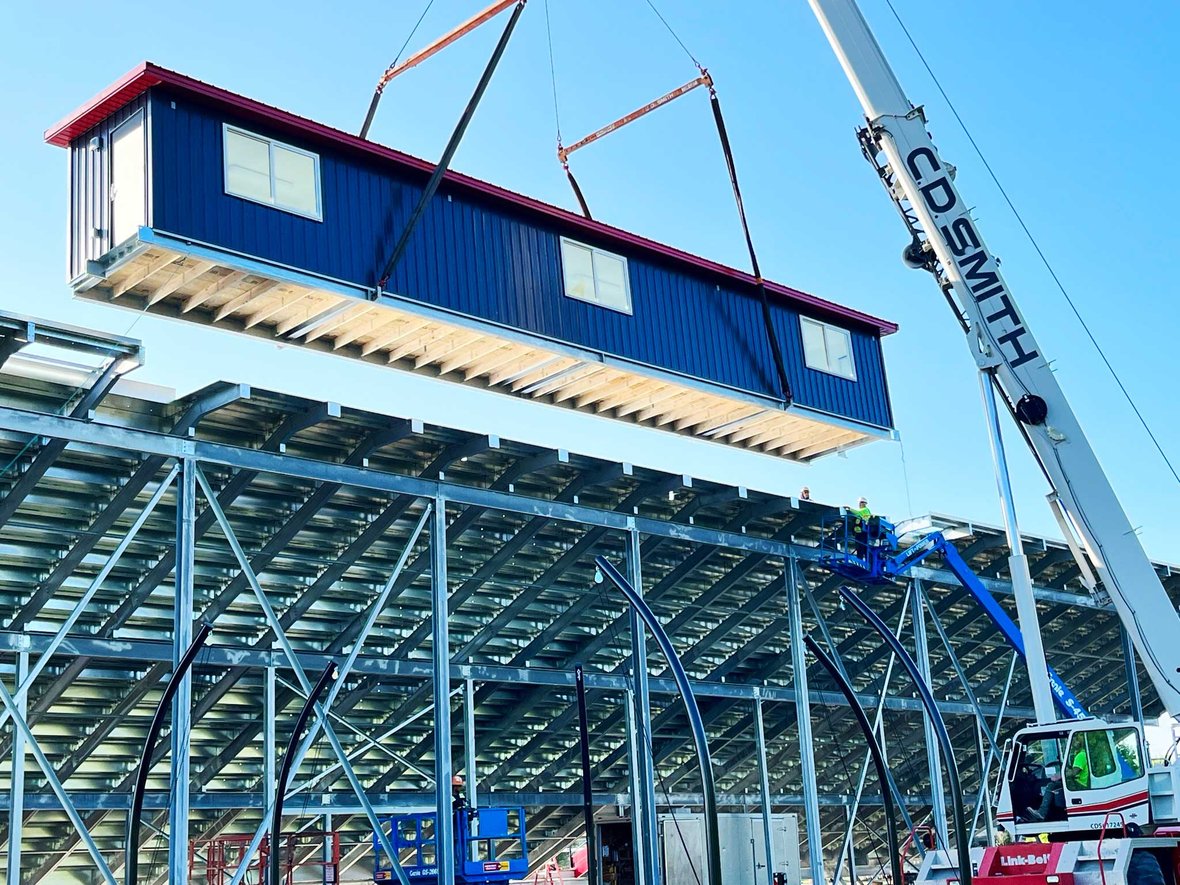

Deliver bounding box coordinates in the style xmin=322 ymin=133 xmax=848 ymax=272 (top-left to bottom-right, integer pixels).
xmin=800 ymin=316 xmax=857 ymax=381
xmin=560 ymin=237 xmax=633 ymax=315
xmin=222 ymin=123 xmax=323 ymax=221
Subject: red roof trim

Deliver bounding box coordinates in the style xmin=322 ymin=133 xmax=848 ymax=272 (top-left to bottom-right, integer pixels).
xmin=46 ymin=62 xmax=899 ymax=336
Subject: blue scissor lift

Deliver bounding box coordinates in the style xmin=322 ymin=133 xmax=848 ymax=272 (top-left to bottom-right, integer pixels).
xmin=374 ymin=806 xmax=528 ymax=885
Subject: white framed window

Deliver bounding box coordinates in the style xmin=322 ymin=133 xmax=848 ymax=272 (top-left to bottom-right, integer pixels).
xmin=560 ymin=237 xmax=632 ymax=314
xmin=223 ymin=124 xmax=322 ymax=221
xmin=801 ymin=317 xmax=856 ymax=380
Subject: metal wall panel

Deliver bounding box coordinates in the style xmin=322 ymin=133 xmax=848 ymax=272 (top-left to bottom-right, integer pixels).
xmin=68 ymin=95 xmax=148 ymax=278
xmin=147 ymin=89 xmax=892 ymax=429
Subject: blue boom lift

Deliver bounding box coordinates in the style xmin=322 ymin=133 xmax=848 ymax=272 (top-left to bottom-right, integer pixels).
xmin=819 ymin=512 xmax=1088 ymax=720
xmin=374 ymin=806 xmax=529 ymax=885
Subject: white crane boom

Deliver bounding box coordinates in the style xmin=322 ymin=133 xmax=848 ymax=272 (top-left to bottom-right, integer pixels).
xmin=805 ymin=0 xmax=1180 ymax=716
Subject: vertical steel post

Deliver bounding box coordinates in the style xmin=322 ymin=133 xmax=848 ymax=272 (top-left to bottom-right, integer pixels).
xmin=464 ymin=678 xmax=478 ymax=810
xmin=844 ymin=806 xmax=857 ymax=885
xmin=432 ymin=497 xmax=455 ymax=885
xmin=623 ymin=686 xmax=646 ymax=885
xmin=323 ymin=814 xmax=334 ymax=880
xmin=786 ymin=559 xmax=824 ymax=885
xmin=628 ymin=529 xmax=659 ymax=885
xmin=170 ymin=458 xmax=196 ymax=885
xmin=7 ymin=651 xmax=28 ymax=884
xmin=1122 ymin=627 xmax=1144 ymax=724
xmin=912 ymin=580 xmax=948 ymax=848
xmin=265 ymin=664 xmax=276 ymax=815
xmin=464 ymin=677 xmax=478 ymax=862
xmin=754 ymin=695 xmax=776 ymax=885
xmin=978 ymin=373 xmax=1055 ymax=725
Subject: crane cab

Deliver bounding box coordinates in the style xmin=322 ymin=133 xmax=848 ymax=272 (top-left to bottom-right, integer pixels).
xmin=997 ymin=720 xmax=1153 ymax=839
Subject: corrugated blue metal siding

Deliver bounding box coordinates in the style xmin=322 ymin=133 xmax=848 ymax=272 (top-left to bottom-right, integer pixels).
xmin=68 ymin=95 xmax=148 ymax=279
xmin=146 ymin=89 xmax=892 ymax=429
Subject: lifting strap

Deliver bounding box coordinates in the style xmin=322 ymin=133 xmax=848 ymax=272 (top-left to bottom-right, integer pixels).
xmin=562 ymin=160 xmax=593 ymax=220
xmin=375 ymin=1 xmax=527 ymax=291
xmin=708 ymin=85 xmax=793 ymax=404
xmin=550 ymin=61 xmax=794 ymax=404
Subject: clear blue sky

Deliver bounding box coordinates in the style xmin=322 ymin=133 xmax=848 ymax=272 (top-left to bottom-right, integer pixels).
xmin=4 ymin=0 xmax=1179 ymax=559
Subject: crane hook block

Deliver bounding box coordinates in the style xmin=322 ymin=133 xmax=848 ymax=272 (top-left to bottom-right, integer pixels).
xmin=1016 ymin=394 xmax=1048 ymax=425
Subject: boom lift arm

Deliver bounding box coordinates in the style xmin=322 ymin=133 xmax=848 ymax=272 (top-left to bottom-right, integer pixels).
xmin=805 ymin=0 xmax=1180 ymax=716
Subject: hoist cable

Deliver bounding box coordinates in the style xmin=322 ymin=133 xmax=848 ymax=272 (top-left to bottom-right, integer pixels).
xmin=376 ymin=1 xmax=527 ymax=289
xmin=642 ymin=0 xmax=701 ymax=68
xmin=544 ymin=0 xmax=592 ymax=219
xmin=709 ymin=90 xmax=793 ymax=403
xmin=883 ymin=0 xmax=1180 ymax=487
xmin=543 ymin=0 xmax=562 ymax=142
xmin=361 ymin=0 xmax=437 ymax=139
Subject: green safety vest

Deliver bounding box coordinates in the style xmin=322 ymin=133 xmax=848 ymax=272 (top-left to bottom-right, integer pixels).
xmin=1071 ymin=749 xmax=1090 ymax=789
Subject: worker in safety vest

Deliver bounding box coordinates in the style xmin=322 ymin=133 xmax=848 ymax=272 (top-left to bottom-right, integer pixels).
xmin=850 ymin=497 xmax=873 ymax=541
xmin=1067 ymin=746 xmax=1091 ymax=790
xmin=851 ymin=497 xmax=872 ymax=522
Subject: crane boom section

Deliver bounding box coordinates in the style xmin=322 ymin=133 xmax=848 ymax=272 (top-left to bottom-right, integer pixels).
xmin=807 ymin=0 xmax=1180 ymax=715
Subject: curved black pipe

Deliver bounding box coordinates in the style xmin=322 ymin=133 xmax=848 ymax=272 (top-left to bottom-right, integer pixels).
xmin=838 ymin=586 xmax=973 ymax=885
xmin=126 ymin=620 xmax=212 ymax=885
xmin=803 ymin=635 xmax=903 ymax=885
xmin=594 ymin=555 xmax=722 ymax=885
xmin=271 ymin=662 xmax=337 ymax=885
xmin=573 ymin=664 xmax=600 ymax=885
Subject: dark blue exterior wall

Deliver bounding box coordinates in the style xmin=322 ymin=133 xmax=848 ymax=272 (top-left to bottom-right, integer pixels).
xmin=145 ymin=88 xmax=892 ymax=429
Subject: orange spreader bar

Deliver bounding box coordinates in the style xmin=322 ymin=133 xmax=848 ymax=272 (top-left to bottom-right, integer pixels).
xmin=375 ymin=0 xmax=520 ymax=93
xmin=558 ymin=71 xmax=713 ymax=163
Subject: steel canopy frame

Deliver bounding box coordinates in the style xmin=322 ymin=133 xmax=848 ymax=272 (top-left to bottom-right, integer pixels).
xmin=0 ymin=374 xmax=1161 ymax=881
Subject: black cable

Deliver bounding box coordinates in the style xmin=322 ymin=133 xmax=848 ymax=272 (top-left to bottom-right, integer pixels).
xmin=595 ymin=571 xmax=702 ymax=885
xmin=883 ymin=0 xmax=1180 ymax=487
xmin=376 ymin=1 xmax=527 ymax=290
xmin=126 ymin=621 xmax=213 ymax=884
xmin=709 ymin=91 xmax=793 ymax=403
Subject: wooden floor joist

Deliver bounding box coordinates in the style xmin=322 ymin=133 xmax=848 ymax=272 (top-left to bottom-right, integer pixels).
xmin=79 ymin=242 xmax=886 ymax=462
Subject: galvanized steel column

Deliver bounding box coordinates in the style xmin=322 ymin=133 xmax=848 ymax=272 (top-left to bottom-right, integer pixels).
xmin=432 ymin=497 xmax=456 ymax=885
xmin=628 ymin=529 xmax=660 ymax=885
xmin=265 ymin=664 xmax=276 ymax=814
xmin=624 ymin=687 xmax=645 ymax=885
xmin=465 ymin=677 xmax=478 ymax=862
xmin=464 ymin=678 xmax=478 ymax=810
xmin=786 ymin=558 xmax=824 ymax=885
xmin=754 ymin=694 xmax=776 ymax=885
xmin=844 ymin=805 xmax=857 ymax=885
xmin=1122 ymin=627 xmax=1144 ymax=724
xmin=7 ymin=651 xmax=28 ymax=884
xmin=170 ymin=458 xmax=197 ymax=884
xmin=912 ymin=580 xmax=948 ymax=848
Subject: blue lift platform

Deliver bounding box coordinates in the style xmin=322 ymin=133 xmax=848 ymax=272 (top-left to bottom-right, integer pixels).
xmin=374 ymin=806 xmax=528 ymax=885
xmin=819 ymin=512 xmax=1089 ymax=720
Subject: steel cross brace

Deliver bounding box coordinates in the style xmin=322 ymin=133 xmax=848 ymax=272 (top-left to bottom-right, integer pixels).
xmin=193 ymin=465 xmax=414 ymax=885
xmin=0 ymin=678 xmax=117 ymax=884
xmin=0 ymin=462 xmax=178 ymax=734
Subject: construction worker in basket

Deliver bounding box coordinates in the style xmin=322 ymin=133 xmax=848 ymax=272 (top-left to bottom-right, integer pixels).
xmin=850 ymin=497 xmax=874 ymax=551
